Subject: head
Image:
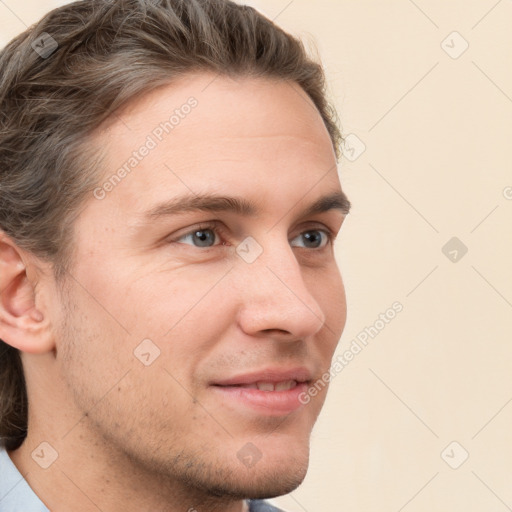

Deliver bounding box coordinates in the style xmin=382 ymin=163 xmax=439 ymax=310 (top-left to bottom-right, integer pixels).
xmin=0 ymin=0 xmax=350 ymax=502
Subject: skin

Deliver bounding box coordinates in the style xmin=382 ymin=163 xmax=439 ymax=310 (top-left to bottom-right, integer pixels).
xmin=0 ymin=73 xmax=349 ymax=512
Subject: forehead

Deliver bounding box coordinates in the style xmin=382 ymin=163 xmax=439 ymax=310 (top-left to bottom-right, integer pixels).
xmin=110 ymin=72 xmax=331 ymax=136
xmin=88 ymin=73 xmax=340 ymax=221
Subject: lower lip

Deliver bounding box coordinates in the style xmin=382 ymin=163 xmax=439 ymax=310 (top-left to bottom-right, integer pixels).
xmin=210 ymin=383 xmax=309 ymax=415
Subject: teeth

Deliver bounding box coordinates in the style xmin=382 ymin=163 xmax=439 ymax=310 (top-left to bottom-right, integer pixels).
xmin=228 ymin=380 xmax=299 ymax=391
xmin=274 ymin=380 xmax=297 ymax=391
xmin=253 ymin=380 xmax=297 ymax=391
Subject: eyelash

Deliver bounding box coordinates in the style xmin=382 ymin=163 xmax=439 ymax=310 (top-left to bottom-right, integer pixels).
xmin=171 ymin=221 xmax=336 ymax=251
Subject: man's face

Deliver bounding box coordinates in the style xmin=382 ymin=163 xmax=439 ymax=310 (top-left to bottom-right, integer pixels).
xmin=53 ymin=73 xmax=348 ymax=498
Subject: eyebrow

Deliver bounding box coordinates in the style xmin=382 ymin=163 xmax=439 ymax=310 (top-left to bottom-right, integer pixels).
xmin=142 ymin=190 xmax=351 ymax=221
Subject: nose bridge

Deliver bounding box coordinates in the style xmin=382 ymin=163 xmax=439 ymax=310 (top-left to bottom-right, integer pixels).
xmin=235 ymin=232 xmax=326 ymax=338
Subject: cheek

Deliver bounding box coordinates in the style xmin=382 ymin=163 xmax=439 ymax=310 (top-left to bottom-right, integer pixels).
xmin=64 ymin=250 xmax=236 ymax=389
xmin=54 ymin=286 xmax=211 ymax=445
xmin=55 ymin=290 xmax=130 ymax=411
xmin=108 ymin=258 xmax=233 ymax=338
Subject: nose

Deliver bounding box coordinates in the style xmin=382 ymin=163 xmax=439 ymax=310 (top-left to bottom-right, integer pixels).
xmin=235 ymin=235 xmax=327 ymax=341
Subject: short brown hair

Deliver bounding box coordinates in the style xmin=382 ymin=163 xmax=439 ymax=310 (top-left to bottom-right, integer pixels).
xmin=0 ymin=0 xmax=343 ymax=450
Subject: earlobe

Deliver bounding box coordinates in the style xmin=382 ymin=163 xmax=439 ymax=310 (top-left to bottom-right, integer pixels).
xmin=0 ymin=233 xmax=54 ymax=354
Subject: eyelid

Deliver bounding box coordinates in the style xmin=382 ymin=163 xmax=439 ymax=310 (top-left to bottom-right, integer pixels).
xmin=169 ymin=220 xmax=337 ymax=250
xmin=169 ymin=221 xmax=227 ymax=247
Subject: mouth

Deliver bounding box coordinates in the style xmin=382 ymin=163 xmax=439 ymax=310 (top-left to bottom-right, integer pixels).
xmin=210 ymin=368 xmax=313 ymax=415
xmin=220 ymin=379 xmax=301 ymax=391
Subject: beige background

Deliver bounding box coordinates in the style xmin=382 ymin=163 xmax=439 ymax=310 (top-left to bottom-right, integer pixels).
xmin=1 ymin=1 xmax=511 ymax=511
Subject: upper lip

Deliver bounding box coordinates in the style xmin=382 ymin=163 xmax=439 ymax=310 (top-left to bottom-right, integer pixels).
xmin=211 ymin=367 xmax=313 ymax=386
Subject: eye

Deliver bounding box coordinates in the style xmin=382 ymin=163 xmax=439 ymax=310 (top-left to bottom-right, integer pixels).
xmin=171 ymin=222 xmax=335 ymax=250
xmin=290 ymin=229 xmax=333 ymax=250
xmin=173 ymin=223 xmax=224 ymax=248
xmin=294 ymin=229 xmax=334 ymax=250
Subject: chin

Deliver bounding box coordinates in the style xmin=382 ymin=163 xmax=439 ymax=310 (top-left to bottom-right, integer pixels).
xmin=243 ymin=462 xmax=309 ymax=500
xmin=203 ymin=453 xmax=310 ymax=501
xmin=204 ymin=440 xmax=311 ymax=500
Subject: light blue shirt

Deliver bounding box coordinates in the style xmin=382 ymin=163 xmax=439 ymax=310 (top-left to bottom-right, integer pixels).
xmin=0 ymin=445 xmax=286 ymax=511
xmin=0 ymin=445 xmax=50 ymax=511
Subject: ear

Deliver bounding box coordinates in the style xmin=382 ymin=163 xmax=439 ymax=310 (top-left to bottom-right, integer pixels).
xmin=0 ymin=231 xmax=55 ymax=354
